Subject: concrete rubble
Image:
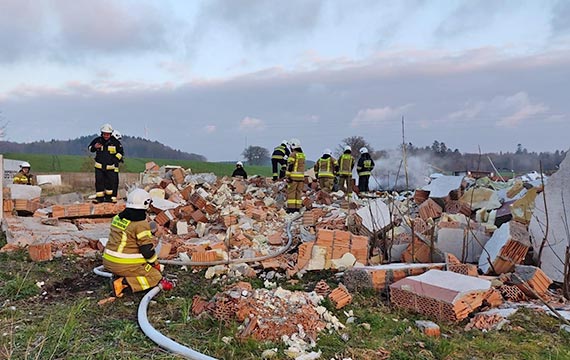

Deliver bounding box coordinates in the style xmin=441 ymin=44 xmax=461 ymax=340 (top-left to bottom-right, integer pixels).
xmin=3 ymin=154 xmax=570 ymax=352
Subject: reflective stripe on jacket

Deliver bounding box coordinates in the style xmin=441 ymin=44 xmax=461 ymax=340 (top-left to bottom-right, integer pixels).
xmin=338 ymin=154 xmax=354 ymax=176
xmin=13 ymin=171 xmax=34 ymax=185
xmin=287 ymin=151 xmax=306 ymax=181
xmin=357 ymin=159 xmax=375 ymax=176
xmin=102 ymin=215 xmax=157 ymax=265
xmin=88 ymin=136 xmax=124 ymax=169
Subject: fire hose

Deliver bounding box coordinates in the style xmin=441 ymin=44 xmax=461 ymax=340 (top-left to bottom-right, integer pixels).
xmin=93 ymin=213 xmax=301 ymax=359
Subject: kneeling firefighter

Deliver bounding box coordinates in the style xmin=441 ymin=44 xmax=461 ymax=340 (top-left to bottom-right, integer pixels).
xmin=103 ymin=188 xmax=173 ymax=297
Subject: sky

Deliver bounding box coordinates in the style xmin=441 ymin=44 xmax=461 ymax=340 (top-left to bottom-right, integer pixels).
xmin=0 ymin=0 xmax=569 ymax=161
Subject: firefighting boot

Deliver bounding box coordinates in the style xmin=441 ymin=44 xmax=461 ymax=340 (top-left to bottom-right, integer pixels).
xmin=113 ymin=277 xmax=129 ymax=298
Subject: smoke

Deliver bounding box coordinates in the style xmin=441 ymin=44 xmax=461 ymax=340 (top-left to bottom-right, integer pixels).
xmin=370 ymin=149 xmax=435 ymax=190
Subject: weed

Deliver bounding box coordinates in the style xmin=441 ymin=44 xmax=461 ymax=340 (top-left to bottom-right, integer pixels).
xmin=0 ymin=270 xmax=38 ymax=301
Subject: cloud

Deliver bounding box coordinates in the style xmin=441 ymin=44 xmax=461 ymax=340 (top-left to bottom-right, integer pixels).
xmin=204 ymin=125 xmax=216 ymax=133
xmin=552 ymin=0 xmax=570 ymax=35
xmin=239 ymin=116 xmax=265 ymax=130
xmin=351 ymin=104 xmax=413 ymax=127
xmin=0 ymin=0 xmax=170 ymax=63
xmin=446 ymin=92 xmax=552 ymax=128
xmin=435 ymin=1 xmax=508 ymax=38
xmin=193 ymin=0 xmax=324 ymax=48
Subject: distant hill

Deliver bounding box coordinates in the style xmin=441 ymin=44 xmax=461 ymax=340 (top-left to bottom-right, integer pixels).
xmin=0 ymin=135 xmax=206 ymax=161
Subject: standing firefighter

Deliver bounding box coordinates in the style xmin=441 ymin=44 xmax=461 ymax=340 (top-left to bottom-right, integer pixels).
xmin=13 ymin=162 xmax=35 ymax=185
xmin=111 ymin=130 xmax=124 ymax=202
xmin=271 ymin=140 xmax=290 ymax=181
xmin=314 ymin=149 xmax=337 ymax=193
xmin=357 ymin=147 xmax=375 ymax=193
xmin=103 ymin=188 xmax=173 ymax=297
xmin=338 ymin=145 xmax=355 ymax=198
xmin=232 ymin=161 xmax=248 ymax=179
xmin=286 ymin=138 xmax=305 ymax=213
xmin=88 ymin=124 xmax=124 ymax=203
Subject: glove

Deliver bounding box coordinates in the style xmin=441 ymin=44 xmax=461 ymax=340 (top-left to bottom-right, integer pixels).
xmin=152 ymin=262 xmax=163 ymax=272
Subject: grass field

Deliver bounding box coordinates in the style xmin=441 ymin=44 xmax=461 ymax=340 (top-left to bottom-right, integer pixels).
xmin=1 ymin=245 xmax=569 ymax=360
xmin=2 ymin=152 xmax=273 ymax=178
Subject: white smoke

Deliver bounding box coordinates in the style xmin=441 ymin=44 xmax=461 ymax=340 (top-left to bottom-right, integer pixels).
xmin=370 ymin=149 xmax=435 ymax=190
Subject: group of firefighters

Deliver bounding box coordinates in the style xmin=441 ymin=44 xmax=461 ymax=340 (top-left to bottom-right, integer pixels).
xmin=269 ymin=138 xmax=376 ymax=213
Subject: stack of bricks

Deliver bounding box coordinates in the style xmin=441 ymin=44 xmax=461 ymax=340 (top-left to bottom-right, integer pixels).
xmin=14 ymin=198 xmax=41 ymax=214
xmin=390 ymin=270 xmax=491 ymax=322
xmin=512 ymin=265 xmax=553 ymax=298
xmin=346 ymin=263 xmax=445 ymax=293
xmin=303 ymin=211 xmax=316 ymax=226
xmin=306 ymin=229 xmax=369 ymax=267
xmin=418 ymin=198 xmax=443 ymax=220
xmin=328 ymin=284 xmax=352 ymax=309
xmin=51 ymin=202 xmax=125 ymax=219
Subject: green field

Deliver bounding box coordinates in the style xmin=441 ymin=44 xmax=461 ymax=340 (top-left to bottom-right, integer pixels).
xmin=2 ymin=153 xmax=272 ymax=178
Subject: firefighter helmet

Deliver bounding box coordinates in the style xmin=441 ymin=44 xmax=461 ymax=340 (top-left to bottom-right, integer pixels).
xmin=112 ymin=130 xmax=122 ymax=140
xmin=323 ymin=148 xmax=332 ymax=156
xmin=20 ymin=161 xmax=31 ymax=168
xmin=343 ymin=145 xmax=351 ymax=152
xmin=289 ymin=138 xmax=301 ymax=148
xmin=236 ymin=161 xmax=243 ymax=166
xmin=281 ymin=139 xmax=289 ymax=146
xmin=100 ymin=123 xmax=113 ymax=133
xmin=359 ymin=147 xmax=368 ymax=154
xmin=126 ymin=188 xmax=152 ymax=210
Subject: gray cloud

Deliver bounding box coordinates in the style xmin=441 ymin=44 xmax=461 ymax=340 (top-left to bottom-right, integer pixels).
xmin=192 ymin=0 xmax=324 ymax=48
xmin=0 ymin=0 xmax=170 ymax=63
xmin=552 ymin=0 xmax=570 ymax=35
xmin=1 ymin=49 xmax=569 ymax=160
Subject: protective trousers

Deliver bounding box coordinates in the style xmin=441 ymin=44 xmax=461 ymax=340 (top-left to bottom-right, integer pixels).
xmin=286 ymin=180 xmax=303 ymax=210
xmin=338 ymin=176 xmax=352 ymax=196
xmin=95 ymin=168 xmax=115 ymax=202
xmin=358 ymin=175 xmax=370 ymax=192
xmin=318 ymin=177 xmax=334 ymax=193
xmin=103 ymin=260 xmax=162 ymax=292
xmin=111 ymin=169 xmax=119 ymax=203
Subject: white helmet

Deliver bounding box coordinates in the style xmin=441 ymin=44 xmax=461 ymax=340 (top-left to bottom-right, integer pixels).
xmin=359 ymin=147 xmax=368 ymax=154
xmin=100 ymin=123 xmax=113 ymax=133
xmin=281 ymin=139 xmax=289 ymax=146
xmin=112 ymin=130 xmax=122 ymax=140
xmin=343 ymin=145 xmax=351 ymax=152
xmin=323 ymin=148 xmax=332 ymax=156
xmin=236 ymin=161 xmax=243 ymax=166
xmin=126 ymin=188 xmax=152 ymax=210
xmin=289 ymin=138 xmax=301 ymax=148
xmin=20 ymin=161 xmax=31 ymax=168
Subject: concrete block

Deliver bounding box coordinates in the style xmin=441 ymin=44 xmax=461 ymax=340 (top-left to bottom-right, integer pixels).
xmin=423 ymin=176 xmax=464 ymax=198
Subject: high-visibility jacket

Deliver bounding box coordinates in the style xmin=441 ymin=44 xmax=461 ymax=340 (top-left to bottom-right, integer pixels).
xmin=88 ymin=136 xmax=124 ymax=171
xmin=357 ymin=154 xmax=375 ymax=176
xmin=13 ymin=171 xmax=35 ymax=185
xmin=314 ymin=156 xmax=337 ymax=178
xmin=338 ymin=153 xmax=354 ymax=176
xmin=102 ymin=215 xmax=157 ymax=266
xmin=286 ymin=150 xmax=306 ymax=181
xmin=271 ymin=144 xmax=290 ymax=160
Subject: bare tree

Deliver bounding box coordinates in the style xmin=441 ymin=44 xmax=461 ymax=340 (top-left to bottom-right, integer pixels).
xmin=242 ymin=145 xmax=270 ymax=165
xmin=336 ymin=136 xmax=375 ymax=158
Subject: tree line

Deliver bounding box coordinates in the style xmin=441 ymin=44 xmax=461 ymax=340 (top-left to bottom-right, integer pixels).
xmin=241 ymin=137 xmax=567 ymax=173
xmin=0 ymin=135 xmax=206 ymax=162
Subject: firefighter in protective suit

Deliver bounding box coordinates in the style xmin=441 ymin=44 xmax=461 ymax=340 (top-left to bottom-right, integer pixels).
xmin=88 ymin=124 xmax=124 ymax=203
xmin=13 ymin=162 xmax=35 ymax=185
xmin=357 ymin=147 xmax=375 ymax=193
xmin=271 ymin=140 xmax=290 ymax=180
xmin=286 ymin=138 xmax=305 ymax=213
xmin=338 ymin=145 xmax=355 ymax=198
xmin=314 ymin=149 xmax=337 ymax=193
xmin=111 ymin=130 xmax=124 ymax=202
xmin=103 ymin=188 xmax=173 ymax=297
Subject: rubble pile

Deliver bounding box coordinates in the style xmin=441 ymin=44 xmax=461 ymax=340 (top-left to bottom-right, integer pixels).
xmin=191 ymin=282 xmax=346 ymax=344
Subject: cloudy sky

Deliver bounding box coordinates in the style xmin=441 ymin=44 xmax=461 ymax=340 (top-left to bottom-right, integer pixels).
xmin=0 ymin=0 xmax=569 ymax=161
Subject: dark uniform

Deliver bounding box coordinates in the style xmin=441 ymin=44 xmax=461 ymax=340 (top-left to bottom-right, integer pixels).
xmin=88 ymin=135 xmax=124 ymax=202
xmin=271 ymin=143 xmax=290 ymax=180
xmin=357 ymin=153 xmax=375 ymax=192
xmin=232 ymin=166 xmax=248 ymax=179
